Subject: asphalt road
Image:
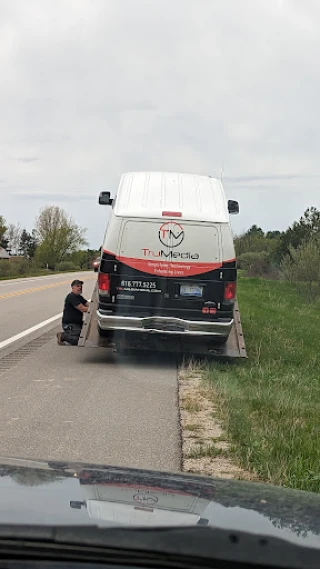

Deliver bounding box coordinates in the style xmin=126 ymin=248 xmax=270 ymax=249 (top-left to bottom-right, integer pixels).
xmin=0 ymin=271 xmax=96 ymax=344
xmin=0 ymin=272 xmax=181 ymax=471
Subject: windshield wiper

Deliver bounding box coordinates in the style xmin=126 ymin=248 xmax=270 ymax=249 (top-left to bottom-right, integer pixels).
xmin=0 ymin=525 xmax=317 ymax=569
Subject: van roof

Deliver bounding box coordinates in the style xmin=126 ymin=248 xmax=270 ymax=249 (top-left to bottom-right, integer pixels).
xmin=113 ymin=171 xmax=230 ymax=223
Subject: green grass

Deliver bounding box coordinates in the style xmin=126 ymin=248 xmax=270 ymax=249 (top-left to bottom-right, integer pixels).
xmin=205 ymin=276 xmax=320 ymax=493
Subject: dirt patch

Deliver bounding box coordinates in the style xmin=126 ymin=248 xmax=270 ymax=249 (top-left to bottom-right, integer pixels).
xmin=179 ymin=360 xmax=251 ymax=480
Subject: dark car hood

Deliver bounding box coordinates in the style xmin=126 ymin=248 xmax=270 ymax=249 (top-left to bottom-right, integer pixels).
xmin=0 ymin=457 xmax=319 ymax=548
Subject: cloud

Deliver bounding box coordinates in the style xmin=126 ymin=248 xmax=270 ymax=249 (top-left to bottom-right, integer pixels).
xmin=0 ymin=0 xmax=319 ymax=244
xmin=225 ymin=175 xmax=320 ymax=183
xmin=16 ymin=192 xmax=93 ymax=201
xmin=14 ymin=157 xmax=39 ymax=163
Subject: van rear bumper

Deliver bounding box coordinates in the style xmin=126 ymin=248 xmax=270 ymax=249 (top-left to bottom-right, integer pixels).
xmin=97 ymin=310 xmax=233 ymax=337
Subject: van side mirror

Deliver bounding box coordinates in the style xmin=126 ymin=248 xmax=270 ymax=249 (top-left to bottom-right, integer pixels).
xmin=99 ymin=191 xmax=113 ymax=205
xmin=228 ymin=200 xmax=239 ymax=214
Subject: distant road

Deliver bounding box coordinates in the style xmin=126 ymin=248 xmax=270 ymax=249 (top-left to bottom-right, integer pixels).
xmin=0 ymin=271 xmax=96 ymax=345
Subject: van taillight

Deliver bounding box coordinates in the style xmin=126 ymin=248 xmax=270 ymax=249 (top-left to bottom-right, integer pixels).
xmin=98 ymin=272 xmax=110 ymax=296
xmin=224 ymin=282 xmax=236 ymax=301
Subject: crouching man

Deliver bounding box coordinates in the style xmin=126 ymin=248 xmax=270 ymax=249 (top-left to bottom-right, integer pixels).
xmin=57 ymin=279 xmax=89 ymax=346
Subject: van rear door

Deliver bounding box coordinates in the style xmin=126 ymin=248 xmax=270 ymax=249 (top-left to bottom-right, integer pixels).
xmin=110 ymin=219 xmax=225 ymax=320
xmin=165 ymin=220 xmax=225 ymax=319
xmin=110 ymin=219 xmax=169 ymax=314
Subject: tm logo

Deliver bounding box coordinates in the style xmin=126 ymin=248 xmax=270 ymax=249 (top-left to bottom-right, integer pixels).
xmin=133 ymin=492 xmax=159 ymax=506
xmin=159 ymin=222 xmax=184 ymax=248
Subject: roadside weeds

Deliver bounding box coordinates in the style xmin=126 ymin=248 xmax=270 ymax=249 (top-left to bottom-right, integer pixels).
xmin=178 ymin=359 xmax=253 ymax=480
xmin=179 ymin=277 xmax=320 ymax=493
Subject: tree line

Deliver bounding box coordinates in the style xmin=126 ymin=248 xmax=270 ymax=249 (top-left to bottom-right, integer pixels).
xmin=1 ymin=203 xmax=319 ymax=298
xmin=235 ymin=206 xmax=320 ymax=301
xmin=0 ymin=206 xmax=99 ymax=278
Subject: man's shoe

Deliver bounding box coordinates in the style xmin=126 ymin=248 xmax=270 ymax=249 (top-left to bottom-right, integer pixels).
xmin=57 ymin=332 xmax=64 ymax=345
xmin=57 ymin=332 xmax=72 ymax=346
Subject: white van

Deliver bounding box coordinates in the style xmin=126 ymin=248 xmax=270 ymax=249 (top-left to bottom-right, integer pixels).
xmin=70 ymin=468 xmax=213 ymax=526
xmin=97 ymin=171 xmax=239 ymax=350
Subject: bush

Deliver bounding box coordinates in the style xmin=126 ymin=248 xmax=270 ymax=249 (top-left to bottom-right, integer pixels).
xmin=281 ymin=237 xmax=320 ymax=302
xmin=68 ymin=250 xmax=92 ymax=269
xmin=238 ymin=251 xmax=271 ymax=276
xmin=235 ymin=234 xmax=279 ymax=256
xmin=57 ymin=261 xmax=80 ymax=271
xmin=0 ymin=261 xmax=12 ymax=278
xmin=16 ymin=258 xmax=32 ymax=275
xmin=0 ymin=258 xmax=36 ymax=278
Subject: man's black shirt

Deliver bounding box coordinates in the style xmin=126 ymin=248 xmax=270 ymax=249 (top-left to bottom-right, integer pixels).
xmin=62 ymin=292 xmax=88 ymax=326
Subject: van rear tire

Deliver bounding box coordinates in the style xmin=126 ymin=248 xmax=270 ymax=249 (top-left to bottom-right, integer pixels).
xmin=98 ymin=327 xmax=111 ymax=338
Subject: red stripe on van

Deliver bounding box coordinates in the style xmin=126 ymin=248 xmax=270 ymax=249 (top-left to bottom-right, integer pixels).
xmin=103 ymin=250 xmax=236 ymax=277
xmin=118 ymin=256 xmax=221 ymax=277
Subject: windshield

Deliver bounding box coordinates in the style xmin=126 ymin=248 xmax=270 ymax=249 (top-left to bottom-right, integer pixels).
xmin=0 ymin=0 xmax=320 ymax=556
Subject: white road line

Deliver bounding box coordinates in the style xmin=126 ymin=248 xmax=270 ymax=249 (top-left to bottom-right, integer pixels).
xmin=0 ymin=296 xmax=92 ymax=350
xmin=0 ymin=313 xmax=62 ymax=350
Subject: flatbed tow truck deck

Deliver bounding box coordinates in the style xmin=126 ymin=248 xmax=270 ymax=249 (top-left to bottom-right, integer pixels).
xmin=78 ymin=282 xmax=247 ymax=358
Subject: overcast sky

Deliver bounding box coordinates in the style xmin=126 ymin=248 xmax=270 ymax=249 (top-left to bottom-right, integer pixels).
xmin=1 ymin=0 xmax=320 ymax=247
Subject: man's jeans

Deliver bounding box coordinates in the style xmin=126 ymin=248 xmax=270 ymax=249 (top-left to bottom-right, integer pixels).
xmin=62 ymin=324 xmax=82 ymax=346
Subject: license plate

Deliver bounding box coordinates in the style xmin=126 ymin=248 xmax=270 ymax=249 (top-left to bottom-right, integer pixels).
xmin=180 ymin=285 xmax=203 ymax=297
